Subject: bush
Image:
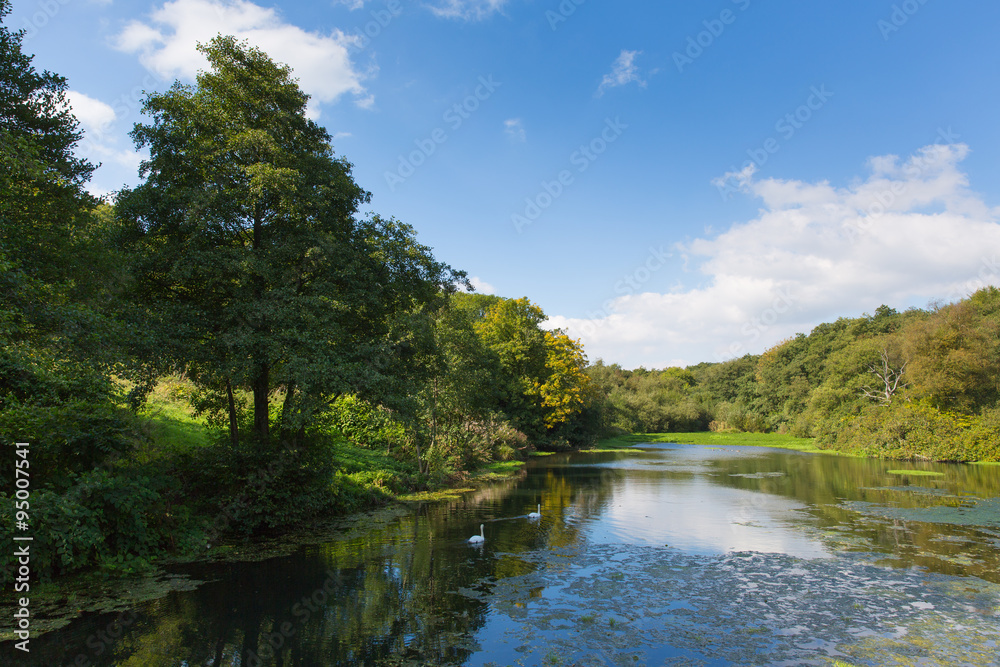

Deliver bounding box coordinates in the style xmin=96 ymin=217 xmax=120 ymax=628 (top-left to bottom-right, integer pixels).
xmin=0 ymin=468 xmax=196 ymax=583
xmin=328 ymin=395 xmax=407 ymax=453
xmin=824 ymin=400 xmax=1000 ymax=462
xmin=0 ymin=399 xmax=136 ymax=489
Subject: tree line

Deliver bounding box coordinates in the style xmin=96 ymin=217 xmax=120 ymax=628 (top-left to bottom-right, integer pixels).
xmin=587 ymin=296 xmax=1000 ymax=461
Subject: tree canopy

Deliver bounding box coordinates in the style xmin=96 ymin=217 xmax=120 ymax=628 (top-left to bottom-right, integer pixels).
xmin=116 ymin=36 xmax=461 ymax=449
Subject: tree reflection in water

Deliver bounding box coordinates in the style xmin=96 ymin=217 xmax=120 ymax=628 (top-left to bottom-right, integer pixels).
xmin=4 ymin=446 xmax=999 ymax=665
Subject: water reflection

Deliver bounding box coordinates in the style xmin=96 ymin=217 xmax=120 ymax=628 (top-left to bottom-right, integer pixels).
xmin=3 ymin=444 xmax=999 ymax=665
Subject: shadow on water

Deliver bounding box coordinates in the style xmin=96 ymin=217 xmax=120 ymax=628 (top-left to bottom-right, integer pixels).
xmin=3 ymin=444 xmax=999 ymax=665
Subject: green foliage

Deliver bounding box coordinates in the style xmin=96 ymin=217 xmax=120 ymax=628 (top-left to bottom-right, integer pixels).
xmin=593 ymin=294 xmax=1000 ymax=462
xmin=821 ymin=401 xmax=1000 ymax=462
xmin=115 ymin=36 xmax=460 ymax=450
xmin=0 ymin=468 xmax=198 ymax=581
xmin=587 ymin=361 xmax=712 ymax=434
xmin=329 ymin=394 xmax=407 ymax=453
xmin=0 ymin=399 xmax=135 ymax=488
xmin=0 ymin=1 xmax=135 ymax=485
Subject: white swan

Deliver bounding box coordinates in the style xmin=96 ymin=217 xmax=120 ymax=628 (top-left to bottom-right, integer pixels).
xmin=528 ymin=503 xmax=541 ymax=519
xmin=468 ymin=524 xmax=485 ymax=543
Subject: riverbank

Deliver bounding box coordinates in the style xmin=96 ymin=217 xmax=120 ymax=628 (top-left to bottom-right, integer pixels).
xmin=598 ymin=432 xmax=1000 ymax=465
xmin=596 ymin=431 xmax=831 ymax=453
xmin=0 ymin=434 xmax=534 ymax=643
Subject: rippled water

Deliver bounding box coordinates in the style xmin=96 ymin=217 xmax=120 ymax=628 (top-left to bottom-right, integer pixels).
xmin=4 ymin=444 xmax=1000 ymax=665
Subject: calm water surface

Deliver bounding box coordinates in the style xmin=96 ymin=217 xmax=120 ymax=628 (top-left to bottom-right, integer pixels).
xmin=4 ymin=444 xmax=1000 ymax=666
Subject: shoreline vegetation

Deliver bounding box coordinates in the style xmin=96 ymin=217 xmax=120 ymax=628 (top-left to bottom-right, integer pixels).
xmin=3 ymin=8 xmax=999 ymax=633
xmin=596 ymin=432 xmax=828 ymax=453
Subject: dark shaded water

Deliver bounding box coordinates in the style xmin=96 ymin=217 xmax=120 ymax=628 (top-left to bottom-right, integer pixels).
xmin=4 ymin=444 xmax=1000 ymax=665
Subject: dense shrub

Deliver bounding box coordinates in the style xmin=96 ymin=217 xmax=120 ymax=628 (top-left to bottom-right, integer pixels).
xmin=0 ymin=468 xmax=197 ymax=582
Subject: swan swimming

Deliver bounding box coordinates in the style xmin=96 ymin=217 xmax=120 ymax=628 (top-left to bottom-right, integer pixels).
xmin=528 ymin=503 xmax=541 ymax=519
xmin=468 ymin=524 xmax=485 ymax=543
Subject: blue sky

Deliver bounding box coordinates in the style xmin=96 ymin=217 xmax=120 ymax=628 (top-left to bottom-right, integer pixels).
xmin=10 ymin=0 xmax=1000 ymax=368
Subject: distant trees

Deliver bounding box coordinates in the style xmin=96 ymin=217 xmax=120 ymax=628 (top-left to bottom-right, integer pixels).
xmin=588 ymin=290 xmax=1000 ymax=461
xmin=394 ymin=293 xmax=596 ymax=473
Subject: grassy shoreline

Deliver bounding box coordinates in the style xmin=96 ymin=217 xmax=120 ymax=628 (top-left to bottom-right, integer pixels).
xmin=596 ymin=432 xmax=835 ymax=454
xmin=597 ymin=432 xmax=1000 ymax=464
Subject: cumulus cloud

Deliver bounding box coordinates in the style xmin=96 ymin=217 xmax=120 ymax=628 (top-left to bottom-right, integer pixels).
xmin=597 ymin=50 xmax=646 ymax=97
xmin=504 ymin=118 xmax=526 ymax=142
xmin=466 ymin=276 xmax=497 ymax=295
xmin=66 ymin=90 xmax=145 ymax=188
xmin=66 ymin=90 xmax=116 ymax=136
xmin=546 ymin=143 xmax=1000 ymax=369
xmin=425 ymin=0 xmax=507 ymax=21
xmin=114 ymin=0 xmax=369 ymax=117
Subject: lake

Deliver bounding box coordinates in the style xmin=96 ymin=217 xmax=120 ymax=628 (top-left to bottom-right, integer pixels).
xmin=4 ymin=443 xmax=1000 ymax=666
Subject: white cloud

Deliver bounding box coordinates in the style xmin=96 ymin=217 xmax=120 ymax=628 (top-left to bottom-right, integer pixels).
xmin=547 ymin=143 xmax=1000 ymax=369
xmin=597 ymin=49 xmax=645 ymax=97
xmin=114 ymin=0 xmax=369 ymax=118
xmin=66 ymin=90 xmax=116 ymax=136
xmin=425 ymin=0 xmax=507 ymax=21
xmin=468 ymin=276 xmax=496 ymax=295
xmin=66 ymin=90 xmax=146 ymax=191
xmin=333 ymin=0 xmax=366 ymax=9
xmin=504 ymin=118 xmax=525 ymax=142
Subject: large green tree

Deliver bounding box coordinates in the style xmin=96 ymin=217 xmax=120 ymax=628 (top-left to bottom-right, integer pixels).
xmin=116 ymin=36 xmax=458 ymax=448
